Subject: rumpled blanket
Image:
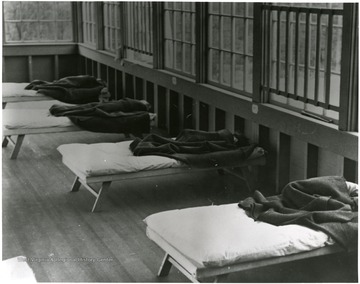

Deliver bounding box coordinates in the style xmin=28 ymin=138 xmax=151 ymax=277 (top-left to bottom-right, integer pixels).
xmin=25 ymin=75 xmax=107 ymax=104
xmin=49 ymin=98 xmax=150 ymax=136
xmin=238 ymin=176 xmax=358 ymax=249
xmin=130 ymin=129 xmax=257 ymax=168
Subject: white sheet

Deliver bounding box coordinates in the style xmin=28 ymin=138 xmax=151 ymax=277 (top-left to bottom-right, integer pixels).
xmin=144 ymin=203 xmax=334 ymax=268
xmin=2 ymin=82 xmax=39 ymax=97
xmin=58 ymin=140 xmax=182 ymax=178
xmin=3 ymin=108 xmax=73 ymax=129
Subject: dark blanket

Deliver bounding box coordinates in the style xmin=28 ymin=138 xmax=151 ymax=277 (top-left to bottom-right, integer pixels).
xmin=130 ymin=129 xmax=257 ymax=168
xmin=49 ymin=98 xmax=150 ymax=136
xmin=238 ymin=176 xmax=358 ymax=249
xmin=25 ymin=75 xmax=107 ymax=104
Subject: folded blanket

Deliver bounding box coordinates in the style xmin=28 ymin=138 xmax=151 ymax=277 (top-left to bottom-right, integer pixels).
xmin=238 ymin=176 xmax=358 ymax=249
xmin=49 ymin=98 xmax=150 ymax=136
xmin=130 ymin=129 xmax=257 ymax=168
xmin=25 ymin=75 xmax=107 ymax=104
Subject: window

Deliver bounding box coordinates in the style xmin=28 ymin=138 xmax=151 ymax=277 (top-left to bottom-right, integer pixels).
xmin=3 ymin=1 xmax=73 ymax=43
xmin=208 ymin=3 xmax=254 ymax=94
xmin=123 ymin=2 xmax=153 ymax=64
xmin=164 ymin=2 xmax=196 ymax=76
xmin=263 ymin=3 xmax=344 ymax=122
xmin=103 ymin=2 xmax=121 ymax=53
xmin=82 ymin=2 xmax=96 ymax=46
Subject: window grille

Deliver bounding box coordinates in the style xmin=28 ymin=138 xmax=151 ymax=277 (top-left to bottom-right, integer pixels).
xmin=164 ymin=2 xmax=196 ymax=77
xmin=3 ymin=1 xmax=73 ymax=43
xmin=123 ymin=2 xmax=153 ymax=64
xmin=262 ymin=3 xmax=344 ymax=122
xmin=82 ymin=2 xmax=96 ymax=46
xmin=207 ymin=2 xmax=254 ymax=95
xmin=103 ymin=2 xmax=121 ymax=53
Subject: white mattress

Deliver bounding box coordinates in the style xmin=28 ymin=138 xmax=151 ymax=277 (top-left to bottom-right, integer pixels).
xmin=3 ymin=108 xmax=73 ymax=129
xmin=144 ymin=203 xmax=334 ymax=268
xmin=58 ymin=140 xmax=182 ymax=178
xmin=2 ymin=82 xmax=39 ymax=97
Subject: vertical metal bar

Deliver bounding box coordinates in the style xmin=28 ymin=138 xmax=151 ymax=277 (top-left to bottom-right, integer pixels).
xmin=196 ymin=2 xmax=207 ymax=83
xmin=285 ymin=8 xmax=289 ymax=96
xmin=303 ymin=11 xmax=310 ymax=102
xmin=339 ymin=3 xmax=357 ymax=131
xmin=266 ymin=8 xmax=271 ymax=101
xmin=294 ymin=11 xmax=299 ymax=96
xmin=153 ymin=2 xmax=164 ymax=69
xmin=276 ymin=9 xmax=280 ymax=91
xmin=314 ymin=12 xmax=321 ymax=105
xmin=253 ymin=3 xmax=263 ymax=103
xmin=324 ymin=11 xmax=333 ymax=109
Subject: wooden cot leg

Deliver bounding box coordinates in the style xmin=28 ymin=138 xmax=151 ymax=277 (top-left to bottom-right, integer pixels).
xmin=2 ymin=136 xmax=9 ymax=147
xmin=158 ymin=253 xmax=173 ymax=277
xmin=91 ymin=181 xmax=112 ymax=213
xmin=71 ymin=177 xmax=81 ymax=192
xmin=10 ymin=135 xmax=25 ymax=160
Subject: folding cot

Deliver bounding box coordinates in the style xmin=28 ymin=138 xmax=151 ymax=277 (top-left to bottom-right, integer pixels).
xmin=2 ymin=82 xmax=53 ymax=107
xmin=144 ymin=180 xmax=357 ymax=283
xmin=57 ymin=140 xmax=266 ymax=212
xmin=3 ymin=100 xmax=155 ymax=159
xmin=2 ymin=100 xmax=82 ymax=159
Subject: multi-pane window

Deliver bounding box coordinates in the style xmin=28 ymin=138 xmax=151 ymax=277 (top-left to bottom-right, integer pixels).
xmin=123 ymin=2 xmax=153 ymax=64
xmin=3 ymin=1 xmax=73 ymax=43
xmin=164 ymin=2 xmax=196 ymax=77
xmin=82 ymin=2 xmax=96 ymax=46
xmin=263 ymin=3 xmax=344 ymax=122
xmin=103 ymin=2 xmax=121 ymax=53
xmin=208 ymin=3 xmax=254 ymax=94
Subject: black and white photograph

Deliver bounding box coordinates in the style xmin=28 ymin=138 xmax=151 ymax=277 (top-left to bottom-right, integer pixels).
xmin=1 ymin=1 xmax=358 ymax=283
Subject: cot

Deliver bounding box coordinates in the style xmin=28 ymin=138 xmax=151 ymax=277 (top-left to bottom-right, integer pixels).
xmin=3 ymin=100 xmax=154 ymax=159
xmin=57 ymin=140 xmax=266 ymax=212
xmin=2 ymin=82 xmax=52 ymax=107
xmin=2 ymin=101 xmax=82 ymax=159
xmin=144 ymin=197 xmax=356 ymax=283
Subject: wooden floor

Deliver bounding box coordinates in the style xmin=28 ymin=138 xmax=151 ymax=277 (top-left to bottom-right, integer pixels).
xmin=2 ymin=131 xmax=358 ymax=283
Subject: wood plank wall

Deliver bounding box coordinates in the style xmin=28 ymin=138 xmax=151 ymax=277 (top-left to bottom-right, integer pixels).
xmin=2 ymin=44 xmax=358 ymax=194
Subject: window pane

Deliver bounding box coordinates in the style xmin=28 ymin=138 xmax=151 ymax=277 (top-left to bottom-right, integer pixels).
xmin=4 ymin=1 xmax=73 ymax=43
xmin=208 ymin=3 xmax=254 ymax=95
xmin=164 ymin=3 xmax=195 ymax=76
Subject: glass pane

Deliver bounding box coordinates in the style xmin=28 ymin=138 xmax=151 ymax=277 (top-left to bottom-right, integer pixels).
xmin=210 ymin=49 xmax=220 ymax=82
xmin=210 ymin=15 xmax=220 ymax=48
xmin=223 ymin=17 xmax=232 ymax=51
xmin=209 ymin=2 xmax=220 ymax=14
xmin=245 ymin=56 xmax=253 ymax=93
xmin=57 ymin=22 xmax=72 ymax=41
xmin=4 ymin=1 xmax=21 ymax=20
xmin=234 ymin=3 xmax=245 ymax=16
xmin=175 ymin=42 xmax=182 ymax=70
xmin=175 ymin=11 xmax=182 ymax=40
xmin=165 ymin=40 xmax=174 ymax=69
xmin=222 ymin=52 xmax=231 ymax=85
xmin=5 ymin=23 xmax=21 ymax=41
xmin=234 ymin=54 xmax=244 ymax=90
xmin=234 ymin=18 xmax=244 ymax=53
xmin=222 ymin=3 xmax=232 ymax=15
xmin=39 ymin=22 xmax=55 ymax=40
xmin=22 ymin=22 xmax=39 ymax=41
xmin=38 ymin=2 xmax=54 ymax=20
xmin=184 ymin=44 xmax=192 ymax=74
xmin=21 ymin=2 xmax=38 ymax=20
xmin=184 ymin=13 xmax=192 ymax=42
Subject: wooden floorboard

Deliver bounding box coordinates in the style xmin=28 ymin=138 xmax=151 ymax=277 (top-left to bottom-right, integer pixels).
xmin=2 ymin=131 xmax=358 ymax=282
